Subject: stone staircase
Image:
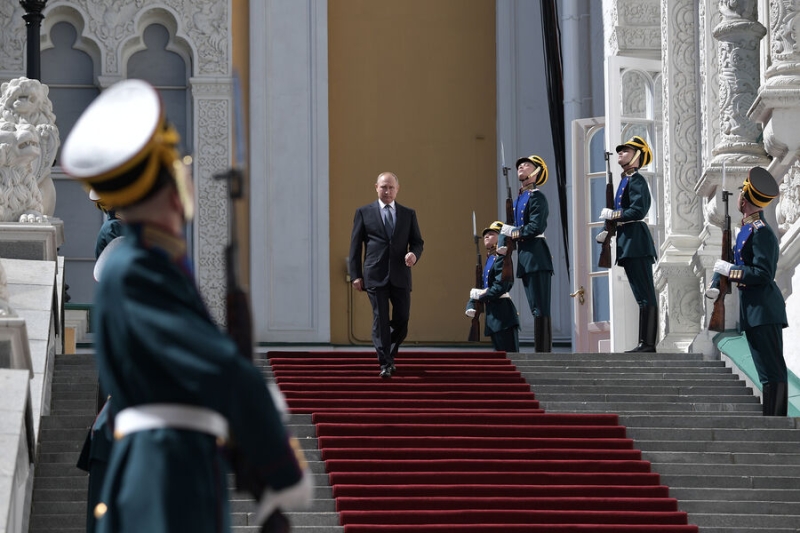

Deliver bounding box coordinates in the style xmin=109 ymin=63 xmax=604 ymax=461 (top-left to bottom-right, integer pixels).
xmin=26 ymin=352 xmax=340 ymax=533
xmin=507 ymin=351 xmax=800 ymax=533
xmin=27 ymin=350 xmax=800 ymax=533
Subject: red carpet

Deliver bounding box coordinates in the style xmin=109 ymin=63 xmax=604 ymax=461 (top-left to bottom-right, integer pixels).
xmin=268 ymin=350 xmax=698 ymax=533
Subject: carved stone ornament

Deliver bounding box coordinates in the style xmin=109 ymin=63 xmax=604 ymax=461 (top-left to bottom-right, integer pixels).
xmin=0 ymin=78 xmax=52 ymax=223
xmin=0 ymin=258 xmax=13 ymax=317
xmin=41 ymin=0 xmax=228 ymax=77
xmin=0 ymin=77 xmax=59 ymax=217
xmin=766 ymin=0 xmax=800 ymax=84
xmin=777 ymin=160 xmax=800 ymax=232
xmin=713 ymin=0 xmax=767 ymax=158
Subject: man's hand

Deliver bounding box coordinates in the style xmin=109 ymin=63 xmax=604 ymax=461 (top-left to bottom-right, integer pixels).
xmin=405 ymin=253 xmax=417 ymax=266
xmin=465 ymin=308 xmax=476 ymax=318
xmin=496 ymin=246 xmax=508 ymax=256
xmin=713 ymin=259 xmax=733 ymax=277
xmin=352 ymin=278 xmax=364 ymax=291
xmin=469 ymin=288 xmax=487 ymax=300
xmin=500 ymin=224 xmax=516 ymax=237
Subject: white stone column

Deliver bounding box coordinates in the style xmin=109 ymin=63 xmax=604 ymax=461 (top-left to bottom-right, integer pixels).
xmin=189 ymin=78 xmax=233 ymax=326
xmin=249 ymin=0 xmax=331 ymax=343
xmin=692 ymin=0 xmax=769 ymax=352
xmin=655 ymin=0 xmax=705 ymax=352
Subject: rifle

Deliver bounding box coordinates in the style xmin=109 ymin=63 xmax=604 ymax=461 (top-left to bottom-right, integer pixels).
xmin=597 ymin=151 xmax=616 ymax=268
xmin=500 ymin=142 xmax=515 ymax=282
xmin=468 ymin=211 xmax=484 ymax=342
xmin=709 ymin=180 xmax=732 ymax=332
xmin=215 ymin=72 xmax=291 ymax=533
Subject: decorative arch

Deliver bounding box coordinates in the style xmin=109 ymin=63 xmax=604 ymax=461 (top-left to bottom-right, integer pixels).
xmin=121 ymin=7 xmax=195 ymax=78
xmin=41 ymin=4 xmax=102 ymax=79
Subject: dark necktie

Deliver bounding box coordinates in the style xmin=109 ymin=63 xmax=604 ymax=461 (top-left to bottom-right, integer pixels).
xmin=384 ymin=204 xmax=394 ymax=236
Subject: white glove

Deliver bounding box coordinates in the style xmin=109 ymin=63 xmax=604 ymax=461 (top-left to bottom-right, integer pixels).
xmin=705 ymin=287 xmax=720 ymax=300
xmin=500 ymin=224 xmax=516 ymax=237
xmin=595 ymin=230 xmax=608 ymax=244
xmin=469 ymin=288 xmax=487 ymax=300
xmin=465 ymin=308 xmax=476 ymax=318
xmin=599 ymin=208 xmax=615 ymax=220
xmin=713 ymin=259 xmax=733 ymax=277
xmin=496 ymin=246 xmax=508 ymax=256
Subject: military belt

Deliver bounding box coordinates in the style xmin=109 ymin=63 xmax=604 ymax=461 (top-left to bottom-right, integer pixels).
xmin=114 ymin=404 xmax=229 ymax=441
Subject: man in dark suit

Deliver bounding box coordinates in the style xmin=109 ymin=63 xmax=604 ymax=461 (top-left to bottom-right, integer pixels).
xmin=349 ymin=172 xmax=424 ymax=378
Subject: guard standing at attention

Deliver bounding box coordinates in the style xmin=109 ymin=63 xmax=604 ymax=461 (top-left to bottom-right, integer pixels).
xmin=467 ymin=220 xmax=520 ymax=352
xmin=599 ymin=136 xmax=659 ymax=352
xmin=712 ymin=167 xmax=788 ymax=416
xmin=61 ymin=79 xmax=312 ymax=533
xmin=501 ymin=155 xmax=554 ymax=352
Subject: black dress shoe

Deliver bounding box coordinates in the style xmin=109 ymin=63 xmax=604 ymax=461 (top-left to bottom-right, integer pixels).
xmin=379 ymin=367 xmax=392 ymax=379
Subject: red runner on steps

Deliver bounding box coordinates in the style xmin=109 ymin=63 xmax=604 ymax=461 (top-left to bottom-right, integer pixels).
xmin=268 ymin=350 xmax=698 ymax=533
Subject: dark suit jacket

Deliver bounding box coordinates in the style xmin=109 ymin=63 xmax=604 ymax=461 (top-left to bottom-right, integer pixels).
xmin=348 ymin=200 xmax=424 ymax=290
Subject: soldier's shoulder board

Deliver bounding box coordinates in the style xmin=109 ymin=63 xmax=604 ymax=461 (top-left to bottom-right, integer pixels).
xmin=752 ymin=219 xmax=766 ymax=230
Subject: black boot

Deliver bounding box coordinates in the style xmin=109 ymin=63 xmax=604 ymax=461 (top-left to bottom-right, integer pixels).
xmin=534 ymin=316 xmax=552 ymax=353
xmin=626 ymin=306 xmax=657 ymax=353
xmin=762 ymin=383 xmax=789 ymax=416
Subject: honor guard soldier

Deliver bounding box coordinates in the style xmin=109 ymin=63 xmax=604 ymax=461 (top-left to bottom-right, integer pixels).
xmin=712 ymin=167 xmax=788 ymax=416
xmin=599 ymin=136 xmax=659 ymax=352
xmin=501 ymin=155 xmax=553 ymax=352
xmin=61 ymin=79 xmax=312 ymax=533
xmin=467 ymin=221 xmax=521 ymax=352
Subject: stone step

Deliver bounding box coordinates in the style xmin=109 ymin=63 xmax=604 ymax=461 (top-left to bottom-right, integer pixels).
xmin=531 ymin=384 xmax=754 ymax=395
xmin=644 ymin=450 xmax=800 ymax=466
xmin=534 ymin=393 xmax=760 ymax=404
xmin=688 ymin=512 xmax=800 ymax=529
xmin=538 ymin=401 xmax=762 ymax=413
xmin=670 ymin=487 xmax=800 ymax=503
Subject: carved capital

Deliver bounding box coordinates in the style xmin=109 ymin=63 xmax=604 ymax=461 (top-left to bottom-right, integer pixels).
xmin=766 ymin=0 xmax=800 ymax=83
xmin=777 ymin=160 xmax=800 ymax=232
xmin=712 ymin=0 xmax=768 ymax=156
xmin=605 ymin=0 xmax=661 ymax=57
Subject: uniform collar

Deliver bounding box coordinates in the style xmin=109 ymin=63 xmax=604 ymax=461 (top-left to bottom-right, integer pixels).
xmin=129 ymin=223 xmax=187 ymax=262
xmin=519 ymin=183 xmax=537 ymax=193
xmin=741 ymin=211 xmax=763 ymax=225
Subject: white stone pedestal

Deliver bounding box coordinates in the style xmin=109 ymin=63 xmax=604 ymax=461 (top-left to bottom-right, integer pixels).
xmin=0 ymin=220 xmax=64 ymax=261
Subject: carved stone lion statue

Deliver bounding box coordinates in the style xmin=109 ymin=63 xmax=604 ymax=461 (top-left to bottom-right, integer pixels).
xmin=0 ymin=121 xmax=46 ymax=222
xmin=0 ymin=77 xmax=60 ymax=217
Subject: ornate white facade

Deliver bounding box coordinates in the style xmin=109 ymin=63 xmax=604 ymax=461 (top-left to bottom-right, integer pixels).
xmin=0 ymin=0 xmax=233 ymax=324
xmin=605 ymin=0 xmax=800 ymax=375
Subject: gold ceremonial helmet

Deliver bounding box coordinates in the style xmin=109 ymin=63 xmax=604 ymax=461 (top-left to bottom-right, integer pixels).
xmin=61 ymin=79 xmax=194 ymax=219
xmin=514 ymin=155 xmax=549 ymax=187
xmin=615 ymin=135 xmax=652 ymax=168
xmin=482 ymin=220 xmax=504 ymax=236
xmin=741 ymin=166 xmax=779 ymax=208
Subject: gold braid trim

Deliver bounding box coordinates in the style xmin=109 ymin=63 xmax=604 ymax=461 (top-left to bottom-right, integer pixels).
xmin=94 ymin=124 xmax=181 ymax=207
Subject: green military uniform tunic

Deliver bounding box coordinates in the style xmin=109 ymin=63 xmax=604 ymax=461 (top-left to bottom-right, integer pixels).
xmin=613 ymin=170 xmax=657 ymax=307
xmin=728 ymin=211 xmax=788 ymax=384
xmin=467 ymin=245 xmax=520 ymax=352
xmin=513 ymin=186 xmax=553 ymax=317
xmin=93 ymin=223 xmax=303 ymax=533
